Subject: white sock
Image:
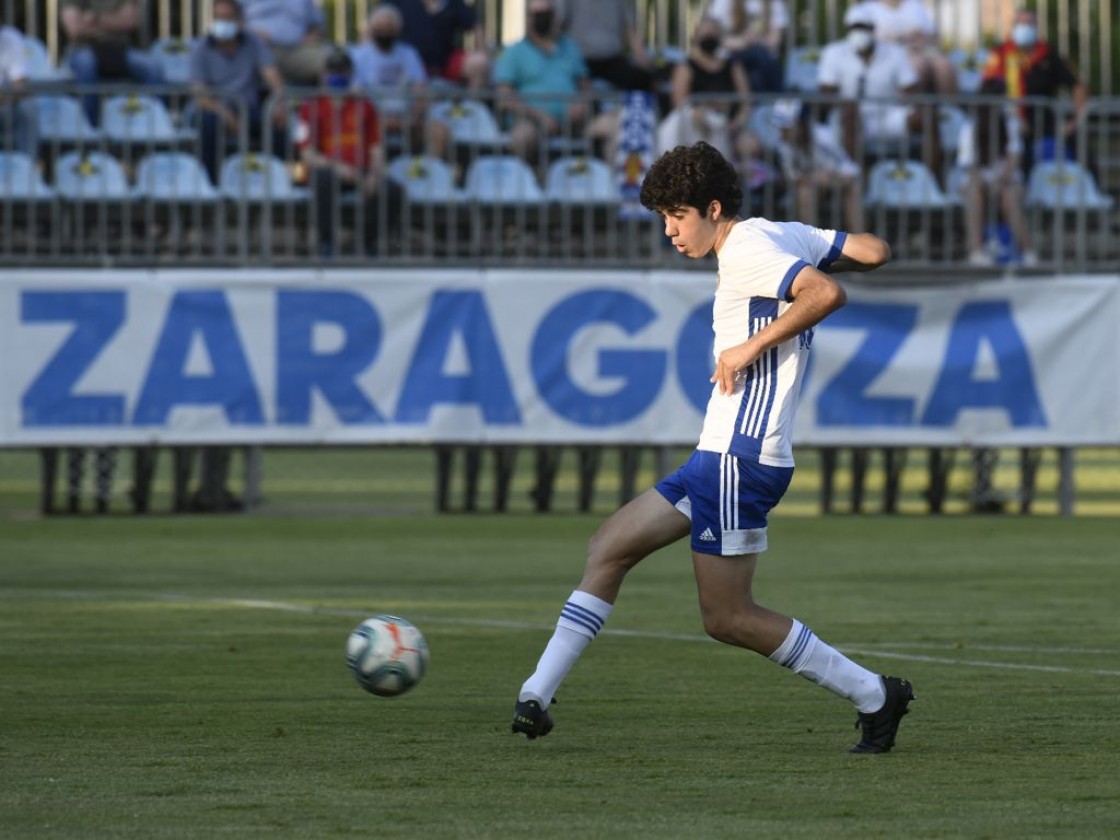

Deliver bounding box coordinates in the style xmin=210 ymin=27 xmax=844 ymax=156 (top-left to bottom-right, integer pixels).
xmin=519 ymin=590 xmax=614 ymax=709
xmin=769 ymin=619 xmax=886 ymax=713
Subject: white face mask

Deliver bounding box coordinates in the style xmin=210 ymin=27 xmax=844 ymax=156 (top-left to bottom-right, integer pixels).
xmin=210 ymin=19 xmax=239 ymax=41
xmin=1011 ymin=23 xmax=1037 ymax=48
xmin=847 ymin=29 xmax=874 ymax=53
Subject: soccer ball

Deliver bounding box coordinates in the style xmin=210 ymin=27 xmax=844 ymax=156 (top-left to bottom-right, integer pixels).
xmin=346 ymin=615 xmax=430 ymax=697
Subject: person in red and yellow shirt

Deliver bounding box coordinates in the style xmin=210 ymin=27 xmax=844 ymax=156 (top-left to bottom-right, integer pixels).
xmin=981 ymin=7 xmax=1087 ymax=174
xmin=296 ymin=47 xmax=404 ymax=257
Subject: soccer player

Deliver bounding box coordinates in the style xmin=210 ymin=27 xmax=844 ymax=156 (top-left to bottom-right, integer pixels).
xmin=511 ymin=141 xmax=914 ymax=754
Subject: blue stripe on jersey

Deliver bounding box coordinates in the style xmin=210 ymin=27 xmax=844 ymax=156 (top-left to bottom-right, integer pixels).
xmin=818 ymin=231 xmax=847 ymax=272
xmin=561 ymin=602 xmax=604 ymax=635
xmin=730 ymin=299 xmax=780 ymax=459
xmin=776 ymin=259 xmax=809 ymax=302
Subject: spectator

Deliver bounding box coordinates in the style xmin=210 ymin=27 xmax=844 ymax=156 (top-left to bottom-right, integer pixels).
xmin=981 ymin=6 xmax=1087 ymax=176
xmin=60 ymin=0 xmax=164 ymax=124
xmin=771 ymin=97 xmax=864 ymax=233
xmin=296 ymin=46 xmax=405 ymax=257
xmin=817 ymin=4 xmax=942 ymax=175
xmin=656 ymin=17 xmax=754 ymax=169
xmin=557 ymin=0 xmax=655 ymax=92
xmin=385 ymin=0 xmax=491 ymax=92
xmin=865 ymin=0 xmax=958 ymax=95
xmin=189 ymin=0 xmax=289 ymax=182
xmin=242 ymin=0 xmax=325 ymax=86
xmin=493 ymin=0 xmax=600 ymax=163
xmin=349 ymin=6 xmax=450 ymax=158
xmin=0 ymin=20 xmax=32 ymax=152
xmin=960 ymin=78 xmax=1036 ymax=267
xmin=704 ymin=0 xmax=788 ymax=93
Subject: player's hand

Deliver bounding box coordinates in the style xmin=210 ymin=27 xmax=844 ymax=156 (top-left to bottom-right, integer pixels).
xmin=711 ymin=343 xmax=760 ymax=395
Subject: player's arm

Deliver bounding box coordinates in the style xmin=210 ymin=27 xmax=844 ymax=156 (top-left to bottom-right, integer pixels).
xmin=826 ymin=232 xmax=891 ymax=273
xmin=711 ymin=266 xmax=846 ymax=395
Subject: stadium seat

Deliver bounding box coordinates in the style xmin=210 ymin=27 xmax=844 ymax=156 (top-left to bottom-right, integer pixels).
xmin=54 ymin=150 xmax=131 ymax=201
xmin=219 ymin=153 xmax=308 ymax=203
xmin=134 ymin=152 xmax=220 ymax=202
xmin=748 ymin=104 xmax=783 ymax=153
xmin=149 ymin=38 xmax=196 ymax=86
xmin=1025 ymin=160 xmax=1115 ymax=211
xmin=784 ymin=46 xmax=822 ymax=93
xmin=387 ymin=155 xmax=466 ymax=204
xmin=938 ymin=105 xmax=967 ymax=155
xmin=864 ymin=159 xmax=951 ymax=209
xmin=545 ymin=156 xmax=617 ymax=205
xmin=429 ymin=99 xmax=509 ymax=149
xmin=948 ymin=48 xmax=988 ymax=94
xmin=22 ymin=35 xmax=68 ymax=81
xmin=101 ymin=94 xmax=193 ymax=145
xmin=463 ymin=155 xmax=545 ymax=205
xmin=29 ymin=95 xmax=100 ymax=144
xmin=0 ymin=151 xmax=55 ymax=200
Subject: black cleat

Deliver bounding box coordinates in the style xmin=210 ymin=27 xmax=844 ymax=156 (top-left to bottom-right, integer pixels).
xmin=850 ymin=676 xmax=915 ymax=754
xmin=511 ymin=699 xmax=554 ymax=740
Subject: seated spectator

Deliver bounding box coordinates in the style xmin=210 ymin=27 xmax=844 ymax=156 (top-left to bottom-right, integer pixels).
xmin=493 ymin=0 xmax=607 ymax=163
xmin=656 ymin=17 xmax=754 ymax=169
xmin=386 ymin=0 xmax=491 ymax=92
xmin=558 ymin=0 xmax=655 ymax=92
xmin=60 ymin=0 xmax=164 ymax=124
xmin=0 ymin=21 xmax=32 ymax=152
xmin=296 ymin=47 xmax=405 ymax=258
xmin=817 ymin=4 xmax=942 ymax=175
xmin=960 ymin=79 xmax=1036 ymax=267
xmin=350 ymin=6 xmax=450 ymax=158
xmin=981 ymin=6 xmax=1087 ymax=176
xmin=771 ymin=97 xmax=864 ymax=233
xmin=242 ymin=0 xmax=326 ymax=86
xmin=704 ymin=0 xmax=788 ymax=93
xmin=189 ymin=0 xmax=290 ymax=182
xmin=865 ymin=0 xmax=957 ymax=95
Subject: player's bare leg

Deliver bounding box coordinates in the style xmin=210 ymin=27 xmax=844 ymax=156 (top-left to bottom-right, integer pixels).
xmin=513 ymin=490 xmax=689 ymax=738
xmin=692 ymin=550 xmax=914 ymax=753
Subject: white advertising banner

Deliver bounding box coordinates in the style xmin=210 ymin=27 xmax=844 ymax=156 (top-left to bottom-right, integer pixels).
xmin=1 ymin=270 xmax=1118 ymax=446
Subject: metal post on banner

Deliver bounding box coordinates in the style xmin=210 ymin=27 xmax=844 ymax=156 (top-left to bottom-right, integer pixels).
xmin=1057 ymin=447 xmax=1075 ymax=516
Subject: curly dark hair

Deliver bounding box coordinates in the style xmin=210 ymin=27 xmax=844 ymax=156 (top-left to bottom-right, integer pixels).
xmin=639 ymin=142 xmax=743 ymax=218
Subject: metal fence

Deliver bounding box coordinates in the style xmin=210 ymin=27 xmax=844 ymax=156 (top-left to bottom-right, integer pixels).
xmin=2 ymin=82 xmax=1119 ymax=271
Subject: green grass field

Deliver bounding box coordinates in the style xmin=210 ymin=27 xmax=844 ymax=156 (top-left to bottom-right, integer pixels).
xmin=2 ymin=461 xmax=1119 ymax=838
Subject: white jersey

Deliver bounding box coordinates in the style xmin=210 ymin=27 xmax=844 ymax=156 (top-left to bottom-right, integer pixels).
xmin=696 ymin=218 xmax=846 ymax=467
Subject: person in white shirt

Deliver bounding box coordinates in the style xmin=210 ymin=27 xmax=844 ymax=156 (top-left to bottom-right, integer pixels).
xmin=0 ymin=24 xmax=32 ymax=152
xmin=864 ymin=0 xmax=957 ymax=94
xmin=350 ymin=5 xmax=449 ymax=158
xmin=510 ymin=140 xmax=917 ymax=757
xmin=817 ymin=3 xmax=942 ymax=174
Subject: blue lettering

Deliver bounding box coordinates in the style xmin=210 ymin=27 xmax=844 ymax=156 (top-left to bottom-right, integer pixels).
xmin=133 ymin=291 xmax=264 ymax=425
xmin=817 ymin=303 xmax=918 ymax=426
xmin=276 ymin=291 xmax=383 ymax=424
xmin=531 ymin=289 xmax=666 ymax=426
xmin=395 ymin=290 xmax=520 ymax=424
xmin=921 ymin=301 xmax=1047 ymax=427
xmin=21 ymin=291 xmax=126 ymax=426
xmin=675 ymin=300 xmax=714 ymax=414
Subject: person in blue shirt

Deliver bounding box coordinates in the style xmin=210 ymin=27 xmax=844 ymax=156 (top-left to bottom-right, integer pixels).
xmin=385 ymin=0 xmax=491 ymax=91
xmin=242 ymin=0 xmax=326 ymax=85
xmin=493 ymin=0 xmax=591 ymax=162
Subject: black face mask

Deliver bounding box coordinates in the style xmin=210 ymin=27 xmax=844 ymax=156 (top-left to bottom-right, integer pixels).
xmin=697 ymin=36 xmax=721 ymax=55
xmin=373 ymin=34 xmax=395 ymax=52
xmin=530 ymin=11 xmax=554 ymax=37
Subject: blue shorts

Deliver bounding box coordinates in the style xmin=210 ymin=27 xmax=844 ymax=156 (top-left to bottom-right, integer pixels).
xmin=655 ymin=450 xmax=793 ymax=556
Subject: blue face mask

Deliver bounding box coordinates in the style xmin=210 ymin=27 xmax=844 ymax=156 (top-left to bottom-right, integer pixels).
xmin=324 ymin=74 xmax=351 ymax=90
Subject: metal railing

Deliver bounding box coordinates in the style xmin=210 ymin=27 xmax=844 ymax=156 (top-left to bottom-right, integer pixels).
xmin=2 ymin=83 xmax=1118 ymax=271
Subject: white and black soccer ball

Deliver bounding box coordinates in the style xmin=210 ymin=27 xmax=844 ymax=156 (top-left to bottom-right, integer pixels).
xmin=346 ymin=615 xmax=430 ymax=697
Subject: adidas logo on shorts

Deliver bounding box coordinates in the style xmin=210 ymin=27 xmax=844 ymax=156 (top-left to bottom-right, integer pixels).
xmin=698 ymin=527 xmax=717 ymax=542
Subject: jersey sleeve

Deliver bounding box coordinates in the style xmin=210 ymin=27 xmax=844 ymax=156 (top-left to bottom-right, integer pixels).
xmin=720 ymin=232 xmax=810 ymax=302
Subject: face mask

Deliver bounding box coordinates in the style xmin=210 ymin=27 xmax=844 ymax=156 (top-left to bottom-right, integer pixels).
xmin=324 ymin=73 xmax=350 ymax=90
xmin=1011 ymin=23 xmax=1037 ymax=48
xmin=697 ymin=36 xmax=721 ymax=55
xmin=373 ymin=34 xmax=395 ymax=52
xmin=210 ymin=19 xmax=239 ymax=41
xmin=530 ymin=11 xmax=554 ymax=37
xmin=847 ymin=28 xmax=874 ymax=53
